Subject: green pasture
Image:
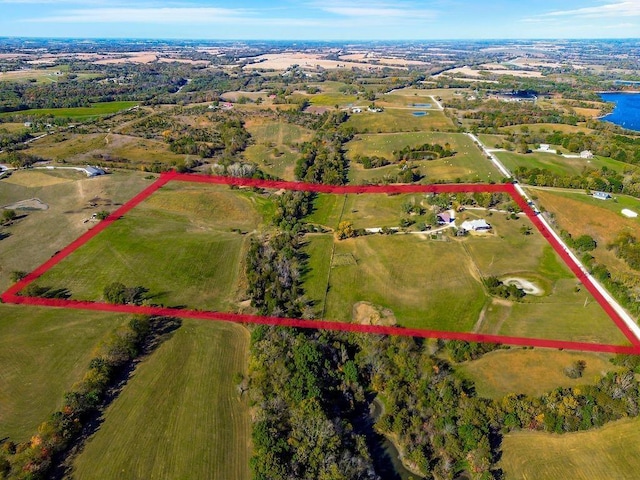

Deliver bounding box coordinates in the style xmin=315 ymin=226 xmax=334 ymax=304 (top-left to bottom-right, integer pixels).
xmin=345 ymin=108 xmax=454 ymax=134
xmin=458 ymin=348 xmax=620 ymax=399
xmin=0 ymin=101 xmax=138 ymax=119
xmin=0 ymin=305 xmax=127 ymax=442
xmin=501 ymin=417 xmax=640 ymax=479
xmin=34 ymin=184 xmax=268 ymax=311
xmin=495 ymin=150 xmax=628 ymax=177
xmin=72 ymin=321 xmax=251 ymax=480
xmin=309 ymin=92 xmax=358 ymax=107
xmin=312 ymin=234 xmax=487 ymax=330
xmin=346 ymin=132 xmax=499 ymax=183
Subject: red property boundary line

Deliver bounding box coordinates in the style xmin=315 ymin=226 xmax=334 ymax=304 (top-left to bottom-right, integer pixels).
xmin=2 ymin=171 xmax=639 ymax=355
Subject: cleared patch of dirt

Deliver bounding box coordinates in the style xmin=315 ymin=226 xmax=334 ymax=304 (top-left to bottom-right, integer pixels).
xmin=502 ymin=277 xmax=544 ymax=296
xmin=352 ymin=301 xmax=397 ymax=326
xmin=2 ymin=198 xmax=48 ymax=210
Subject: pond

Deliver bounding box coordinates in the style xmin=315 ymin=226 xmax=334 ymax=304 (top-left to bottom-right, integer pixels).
xmin=412 ymin=111 xmax=428 ymax=117
xmin=412 ymin=103 xmax=432 ymax=108
xmin=599 ymin=92 xmax=640 ymax=132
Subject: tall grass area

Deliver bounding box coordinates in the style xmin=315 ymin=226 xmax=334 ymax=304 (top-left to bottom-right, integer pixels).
xmin=71 ymin=321 xmax=251 ymax=480
xmin=35 ymin=184 xmax=267 ymax=311
xmin=244 ymin=120 xmax=312 ymax=180
xmin=501 ymin=417 xmax=640 ymax=479
xmin=0 ymin=305 xmax=126 ymax=442
xmin=458 ymin=348 xmax=621 ymax=399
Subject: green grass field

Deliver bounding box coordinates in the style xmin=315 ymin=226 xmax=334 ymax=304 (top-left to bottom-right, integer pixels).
xmin=346 ymin=132 xmax=500 ymax=183
xmin=495 ymin=150 xmax=628 ymax=177
xmin=345 ymin=108 xmax=454 ymax=134
xmin=0 ymin=304 xmax=127 ymax=442
xmin=0 ymin=101 xmax=138 ymax=119
xmin=458 ymin=348 xmax=620 ymax=399
xmin=319 ymin=234 xmax=487 ymax=330
xmin=463 ymin=212 xmax=626 ymax=343
xmin=0 ymin=170 xmax=153 ymax=291
xmin=501 ymin=417 xmax=640 ymax=479
xmin=244 ymin=120 xmax=312 ymax=180
xmin=35 ymin=183 xmax=267 ymax=311
xmin=71 ymin=320 xmax=251 ymax=480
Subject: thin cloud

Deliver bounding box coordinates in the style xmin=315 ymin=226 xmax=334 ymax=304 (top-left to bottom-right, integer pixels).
xmin=25 ymin=7 xmax=255 ymax=23
xmin=312 ymin=0 xmax=437 ymax=19
xmin=541 ymin=1 xmax=640 ymax=18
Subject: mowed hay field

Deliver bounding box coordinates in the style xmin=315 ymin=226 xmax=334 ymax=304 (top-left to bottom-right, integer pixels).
xmin=0 ymin=304 xmax=127 ymax=442
xmin=346 ymin=132 xmax=500 ymax=183
xmin=35 ymin=183 xmax=268 ymax=311
xmin=317 ymin=234 xmax=487 ymax=330
xmin=243 ymin=119 xmax=313 ymax=180
xmin=458 ymin=348 xmax=621 ymax=399
xmin=345 ymin=108 xmax=453 ymax=134
xmin=500 ymin=417 xmax=640 ymax=480
xmin=0 ymin=170 xmax=153 ymax=291
xmin=495 ymin=150 xmax=627 ymax=177
xmin=72 ymin=321 xmax=251 ymax=480
xmin=464 ymin=212 xmax=626 ymax=344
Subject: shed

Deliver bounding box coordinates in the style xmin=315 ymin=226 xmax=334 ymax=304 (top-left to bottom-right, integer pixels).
xmin=592 ymin=191 xmax=611 ymax=200
xmin=460 ymin=219 xmax=492 ymax=231
xmin=84 ymin=166 xmax=105 ymax=177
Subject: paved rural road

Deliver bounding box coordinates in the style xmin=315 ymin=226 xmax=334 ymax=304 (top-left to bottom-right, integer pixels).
xmin=468 ymin=132 xmax=640 ymax=342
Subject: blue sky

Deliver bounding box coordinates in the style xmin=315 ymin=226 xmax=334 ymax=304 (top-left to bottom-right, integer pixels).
xmin=1 ymin=0 xmax=639 ymax=39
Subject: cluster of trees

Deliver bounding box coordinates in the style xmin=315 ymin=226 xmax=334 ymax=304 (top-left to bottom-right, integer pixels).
xmin=164 ymin=116 xmax=250 ymax=159
xmin=351 ymin=154 xmax=390 ymax=169
xmin=581 ymin=254 xmax=640 ymax=315
xmin=545 ymin=131 xmax=640 ymax=164
xmin=2 ymin=151 xmax=46 ymax=168
xmin=355 ymin=335 xmax=499 ymax=479
xmin=248 ymin=327 xmax=380 ymax=480
xmin=608 ymin=231 xmax=640 ymax=271
xmin=484 ymin=276 xmax=526 ymax=301
xmin=393 ymin=143 xmax=455 ymax=162
xmin=294 ymin=111 xmax=353 ymax=185
xmin=0 ymin=129 xmax=31 ymax=150
xmin=103 ymin=281 xmax=148 ymax=305
xmin=494 ymin=369 xmax=640 ymax=434
xmin=427 ymin=191 xmax=516 ymax=211
xmin=246 ymin=233 xmax=307 ymax=318
xmin=460 ymin=100 xmax=581 ymax=128
xmin=513 ymin=166 xmax=630 ymax=194
xmin=0 ymin=316 xmax=172 ymax=479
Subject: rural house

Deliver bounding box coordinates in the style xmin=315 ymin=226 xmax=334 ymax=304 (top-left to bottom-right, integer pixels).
xmin=460 ymin=219 xmax=492 ymax=231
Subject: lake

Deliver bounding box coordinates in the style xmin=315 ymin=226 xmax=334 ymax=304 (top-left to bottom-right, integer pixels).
xmin=600 ymin=92 xmax=640 ymax=132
